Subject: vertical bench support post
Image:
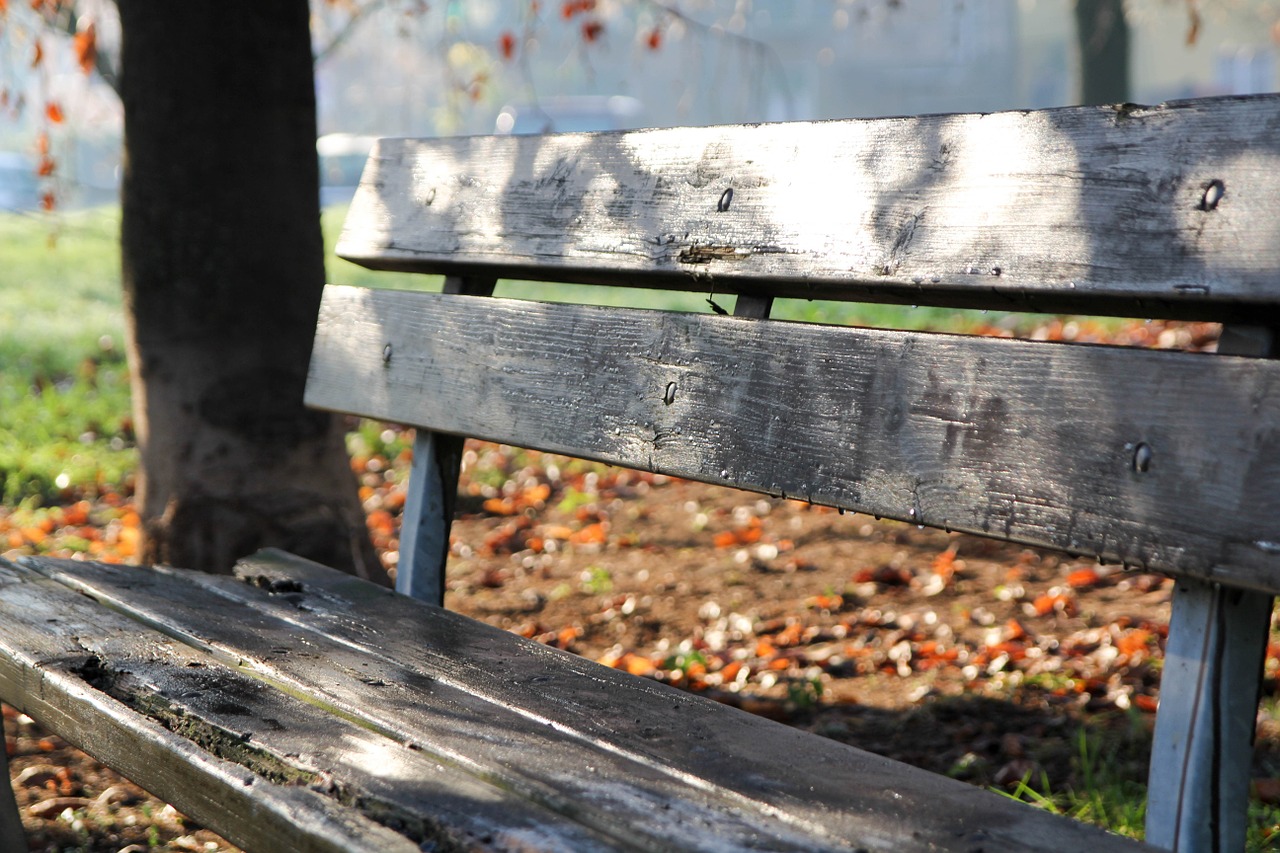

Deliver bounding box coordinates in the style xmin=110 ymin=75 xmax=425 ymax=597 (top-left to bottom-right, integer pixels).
xmin=1146 ymin=325 xmax=1276 ymax=852
xmin=0 ymin=707 xmax=25 ymax=851
xmin=396 ymin=276 xmax=495 ymax=605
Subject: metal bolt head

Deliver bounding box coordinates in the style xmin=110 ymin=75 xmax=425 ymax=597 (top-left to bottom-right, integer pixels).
xmin=1133 ymin=442 xmax=1153 ymax=473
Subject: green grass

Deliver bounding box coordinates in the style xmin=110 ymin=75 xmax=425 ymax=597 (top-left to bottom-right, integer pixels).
xmin=0 ymin=208 xmax=124 ymax=378
xmin=1003 ymin=726 xmax=1148 ymax=840
xmin=0 ymin=209 xmax=132 ymax=503
xmin=1002 ymin=723 xmax=1280 ymax=850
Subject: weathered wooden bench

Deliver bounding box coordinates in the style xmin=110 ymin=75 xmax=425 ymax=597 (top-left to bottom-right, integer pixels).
xmin=3 ymin=92 xmax=1279 ymax=851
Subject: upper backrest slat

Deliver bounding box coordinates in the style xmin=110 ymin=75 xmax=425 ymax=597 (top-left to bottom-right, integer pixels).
xmin=338 ymin=94 xmax=1280 ymax=322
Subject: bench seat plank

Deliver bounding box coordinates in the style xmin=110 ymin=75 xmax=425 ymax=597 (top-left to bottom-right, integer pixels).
xmin=338 ymin=94 xmax=1280 ymax=322
xmin=0 ymin=560 xmax=437 ymax=853
xmin=307 ymin=286 xmax=1280 ymax=592
xmin=13 ymin=552 xmax=1153 ymax=852
xmin=17 ymin=559 xmax=825 ymax=851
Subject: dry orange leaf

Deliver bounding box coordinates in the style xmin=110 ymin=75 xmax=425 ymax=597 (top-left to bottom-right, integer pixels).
xmin=712 ymin=531 xmax=738 ymax=548
xmin=481 ymin=497 xmax=517 ymax=516
xmin=73 ymin=22 xmax=96 ymax=74
xmin=774 ymin=622 xmax=804 ymax=647
xmin=1065 ymin=567 xmax=1101 ymax=588
xmin=63 ymin=501 xmax=91 ymax=526
xmin=369 ymin=510 xmax=395 ymax=535
xmin=620 ymin=653 xmax=654 ymax=677
xmin=44 ymin=101 xmax=63 ymax=123
xmin=115 ymin=526 xmax=140 ymax=558
xmin=932 ymin=546 xmax=958 ymax=577
xmin=570 ymin=522 xmax=608 ymax=545
xmin=523 ymin=483 xmax=551 ymax=504
xmin=1117 ymin=629 xmax=1153 ymax=657
xmin=806 ymin=593 xmax=843 ymax=611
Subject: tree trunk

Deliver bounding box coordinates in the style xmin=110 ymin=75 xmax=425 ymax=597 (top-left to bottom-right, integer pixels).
xmin=1074 ymin=0 xmax=1130 ymax=105
xmin=117 ymin=1 xmax=384 ymax=583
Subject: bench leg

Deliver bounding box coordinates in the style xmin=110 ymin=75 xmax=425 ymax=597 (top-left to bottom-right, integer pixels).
xmin=396 ymin=275 xmax=495 ymax=606
xmin=397 ymin=430 xmax=465 ymax=605
xmin=0 ymin=706 xmax=25 ymax=848
xmin=1146 ymin=578 xmax=1272 ymax=851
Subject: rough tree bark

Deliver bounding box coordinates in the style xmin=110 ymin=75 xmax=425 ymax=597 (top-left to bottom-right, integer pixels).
xmin=1074 ymin=0 xmax=1130 ymax=105
xmin=118 ymin=1 xmax=384 ymax=583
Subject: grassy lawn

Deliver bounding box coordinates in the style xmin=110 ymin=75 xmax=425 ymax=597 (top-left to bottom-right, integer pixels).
xmin=0 ymin=209 xmax=131 ymax=504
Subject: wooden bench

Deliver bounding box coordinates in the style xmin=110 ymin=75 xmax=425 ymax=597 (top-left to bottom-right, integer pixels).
xmin=3 ymin=92 xmax=1278 ymax=851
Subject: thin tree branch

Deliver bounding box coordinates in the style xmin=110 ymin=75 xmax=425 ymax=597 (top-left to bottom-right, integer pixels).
xmin=638 ymin=0 xmax=794 ymax=119
xmin=313 ymin=0 xmax=394 ymax=64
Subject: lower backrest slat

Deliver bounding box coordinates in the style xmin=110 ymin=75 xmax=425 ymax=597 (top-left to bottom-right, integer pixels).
xmin=307 ymin=284 xmax=1280 ymax=592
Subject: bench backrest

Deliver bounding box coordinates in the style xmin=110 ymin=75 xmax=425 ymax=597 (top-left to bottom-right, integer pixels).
xmin=307 ymin=93 xmax=1280 ymax=595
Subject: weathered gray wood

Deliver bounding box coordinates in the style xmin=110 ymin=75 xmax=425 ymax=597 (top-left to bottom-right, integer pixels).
xmin=396 ymin=275 xmax=494 ymax=604
xmin=338 ymin=94 xmax=1280 ymax=322
xmin=1145 ymin=580 xmax=1271 ymax=852
xmin=733 ymin=293 xmax=773 ymax=319
xmin=21 ymin=552 xmax=1155 ymax=852
xmin=397 ymin=430 xmax=458 ymax=603
xmin=1145 ymin=325 xmax=1277 ymax=853
xmin=0 ymin=560 xmax=427 ymax=853
xmin=307 ymin=285 xmax=1280 ymax=592
xmin=0 ymin=706 xmax=24 ymax=853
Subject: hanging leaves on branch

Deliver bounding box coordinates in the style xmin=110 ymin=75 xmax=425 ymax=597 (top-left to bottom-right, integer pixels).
xmin=73 ymin=20 xmax=95 ymax=73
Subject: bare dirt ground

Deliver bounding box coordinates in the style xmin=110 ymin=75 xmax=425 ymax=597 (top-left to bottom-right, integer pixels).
xmin=10 ymin=450 xmax=1280 ymax=850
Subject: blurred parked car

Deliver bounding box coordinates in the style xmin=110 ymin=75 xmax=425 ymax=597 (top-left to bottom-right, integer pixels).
xmin=317 ymin=133 xmax=375 ymax=208
xmin=0 ymin=152 xmax=39 ymax=212
xmin=494 ymin=95 xmax=644 ymax=135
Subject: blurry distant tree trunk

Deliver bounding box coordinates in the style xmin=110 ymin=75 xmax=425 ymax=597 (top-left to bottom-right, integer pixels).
xmin=1074 ymin=0 xmax=1130 ymax=104
xmin=117 ymin=1 xmax=385 ymax=583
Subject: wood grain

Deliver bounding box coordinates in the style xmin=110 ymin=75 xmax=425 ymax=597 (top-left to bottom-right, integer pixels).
xmin=337 ymin=94 xmax=1280 ymax=322
xmin=16 ymin=553 xmax=1155 ymax=852
xmin=0 ymin=560 xmax=426 ymax=853
xmin=308 ymin=285 xmax=1280 ymax=592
